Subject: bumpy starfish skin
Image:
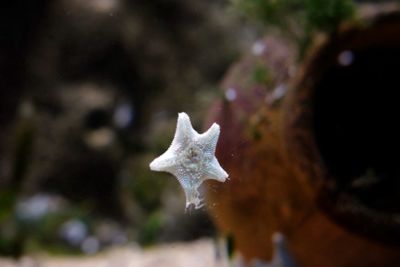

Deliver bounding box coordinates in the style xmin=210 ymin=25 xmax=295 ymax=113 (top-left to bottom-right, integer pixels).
xmin=149 ymin=112 xmax=228 ymax=209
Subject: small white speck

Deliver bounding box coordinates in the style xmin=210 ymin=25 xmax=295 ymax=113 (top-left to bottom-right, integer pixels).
xmin=267 ymin=84 xmax=287 ymax=104
xmin=338 ymin=50 xmax=354 ymax=66
xmin=225 ymin=88 xmax=237 ymax=101
xmin=252 ymin=41 xmax=267 ymax=56
xmin=113 ymin=103 xmax=134 ymax=128
xmin=272 ymin=84 xmax=287 ymax=100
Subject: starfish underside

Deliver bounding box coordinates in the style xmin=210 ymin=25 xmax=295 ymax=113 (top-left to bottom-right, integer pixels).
xmin=149 ymin=112 xmax=228 ymax=210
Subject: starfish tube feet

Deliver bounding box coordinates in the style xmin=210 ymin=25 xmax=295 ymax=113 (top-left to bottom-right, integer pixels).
xmin=183 ymin=185 xmax=204 ymax=210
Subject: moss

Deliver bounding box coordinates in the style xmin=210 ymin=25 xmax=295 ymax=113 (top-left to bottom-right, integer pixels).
xmin=232 ymin=0 xmax=355 ymax=56
xmin=232 ymin=0 xmax=303 ymax=29
xmin=0 ymin=191 xmax=15 ymax=222
xmin=128 ymin=156 xmax=168 ymax=211
xmin=0 ymin=219 xmax=20 ymax=256
xmin=233 ymin=0 xmax=354 ymax=30
xmin=11 ymin=118 xmax=36 ymax=191
xmin=138 ymin=211 xmax=163 ymax=246
xmin=226 ymin=234 xmax=235 ymax=259
xmin=252 ymin=64 xmax=272 ymax=85
xmin=305 ymin=0 xmax=354 ymax=32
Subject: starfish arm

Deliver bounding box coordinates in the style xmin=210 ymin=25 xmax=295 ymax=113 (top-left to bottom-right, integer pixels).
xmin=149 ymin=149 xmax=176 ymax=173
xmin=204 ymin=157 xmax=229 ymax=182
xmin=197 ymin=123 xmax=220 ymax=155
xmin=171 ymin=112 xmax=196 ymax=148
xmin=175 ymin=174 xmax=204 ymax=209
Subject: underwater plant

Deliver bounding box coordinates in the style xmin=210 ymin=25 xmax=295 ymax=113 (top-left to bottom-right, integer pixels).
xmin=232 ymin=0 xmax=355 ymax=57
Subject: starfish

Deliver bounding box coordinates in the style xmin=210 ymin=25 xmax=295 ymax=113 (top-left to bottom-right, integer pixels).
xmin=149 ymin=112 xmax=228 ymax=210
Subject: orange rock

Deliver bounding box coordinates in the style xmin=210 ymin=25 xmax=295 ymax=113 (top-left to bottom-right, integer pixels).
xmin=206 ymin=10 xmax=400 ymax=267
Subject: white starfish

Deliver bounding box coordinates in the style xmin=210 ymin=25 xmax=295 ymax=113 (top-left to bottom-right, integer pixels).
xmin=149 ymin=112 xmax=228 ymax=210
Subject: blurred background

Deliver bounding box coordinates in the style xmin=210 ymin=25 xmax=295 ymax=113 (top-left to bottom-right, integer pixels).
xmin=0 ymin=0 xmax=248 ymax=256
xmin=1 ymin=0 xmax=400 ymax=266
